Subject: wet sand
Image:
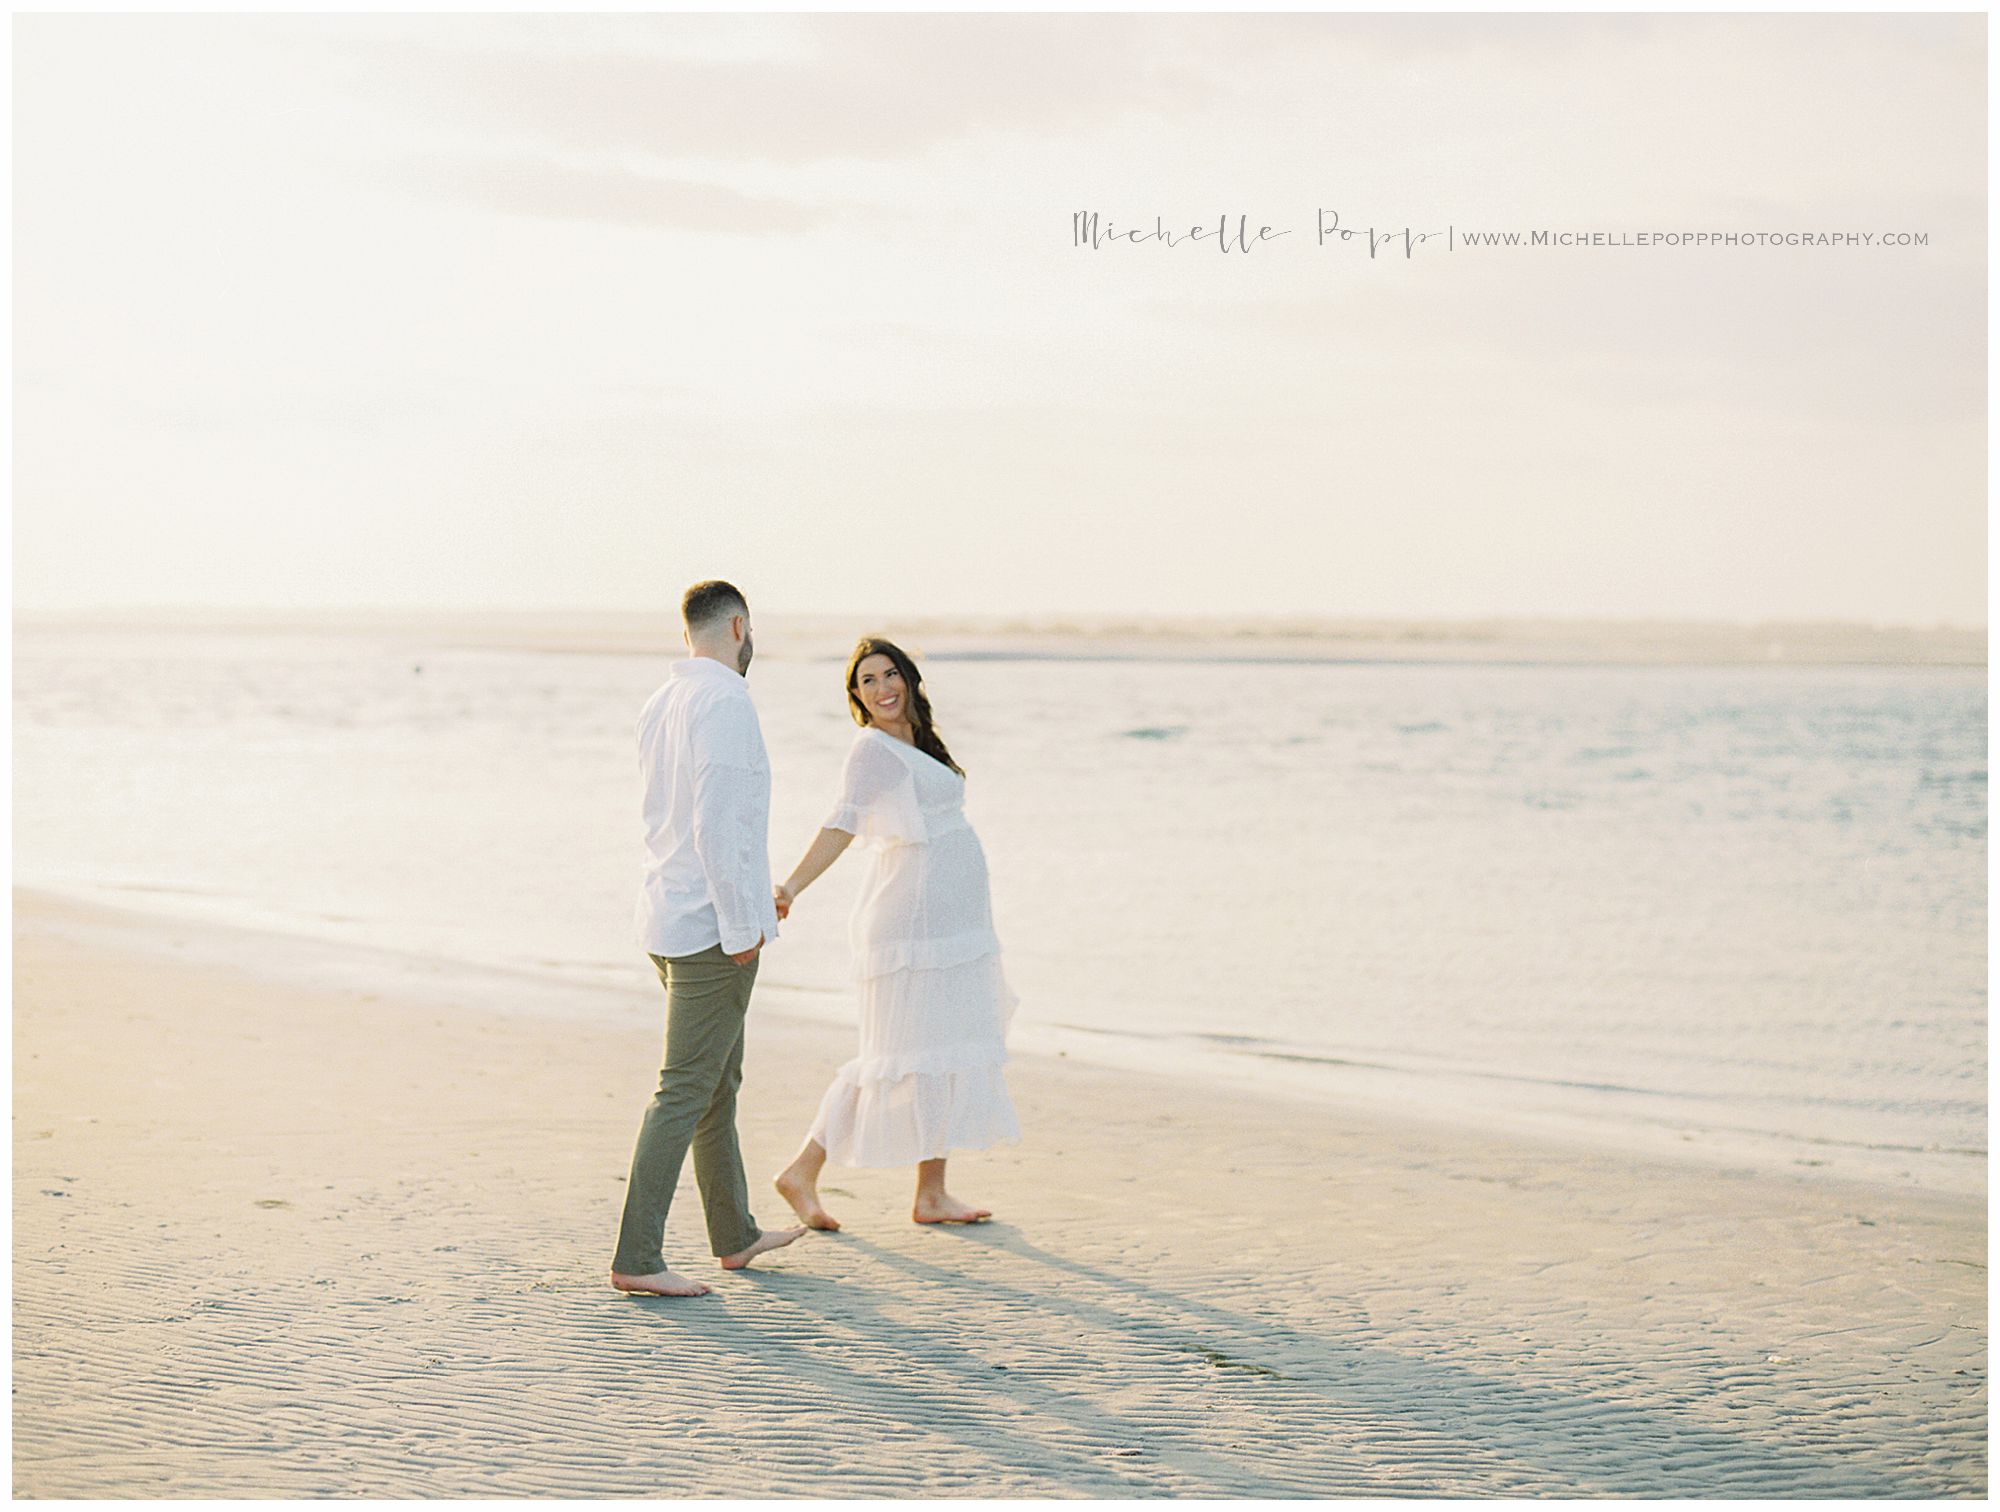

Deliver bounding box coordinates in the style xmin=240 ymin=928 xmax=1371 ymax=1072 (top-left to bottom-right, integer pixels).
xmin=11 ymin=891 xmax=1986 ymax=1497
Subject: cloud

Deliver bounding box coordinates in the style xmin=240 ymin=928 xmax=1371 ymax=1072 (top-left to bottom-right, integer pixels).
xmin=389 ymin=155 xmax=853 ymax=234
xmin=311 ymin=14 xmax=1229 ymax=166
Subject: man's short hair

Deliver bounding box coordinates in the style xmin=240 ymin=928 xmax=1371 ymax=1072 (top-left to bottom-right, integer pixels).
xmin=681 ymin=579 xmax=749 ymax=633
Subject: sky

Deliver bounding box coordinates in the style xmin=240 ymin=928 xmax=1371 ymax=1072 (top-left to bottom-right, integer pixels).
xmin=10 ymin=12 xmax=1987 ymax=625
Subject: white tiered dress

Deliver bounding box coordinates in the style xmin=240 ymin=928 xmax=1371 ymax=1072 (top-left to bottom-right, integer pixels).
xmin=807 ymin=727 xmax=1020 ymax=1167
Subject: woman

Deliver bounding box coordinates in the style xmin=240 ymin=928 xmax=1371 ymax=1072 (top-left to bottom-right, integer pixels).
xmin=772 ymin=637 xmax=1019 ymax=1228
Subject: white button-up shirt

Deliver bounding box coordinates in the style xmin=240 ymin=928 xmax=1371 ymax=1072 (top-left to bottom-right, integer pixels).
xmin=633 ymin=655 xmax=780 ymax=959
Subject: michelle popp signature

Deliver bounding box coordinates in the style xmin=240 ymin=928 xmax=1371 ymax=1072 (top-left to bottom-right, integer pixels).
xmin=1070 ymin=210 xmax=1452 ymax=258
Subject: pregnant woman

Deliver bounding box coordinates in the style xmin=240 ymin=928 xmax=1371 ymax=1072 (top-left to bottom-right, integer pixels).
xmin=773 ymin=637 xmax=1019 ymax=1228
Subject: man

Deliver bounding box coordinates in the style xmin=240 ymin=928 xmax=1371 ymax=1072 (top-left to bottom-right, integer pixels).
xmin=610 ymin=580 xmax=806 ymax=1297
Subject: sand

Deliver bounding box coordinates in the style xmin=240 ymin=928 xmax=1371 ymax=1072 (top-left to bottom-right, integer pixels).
xmin=11 ymin=891 xmax=1986 ymax=1498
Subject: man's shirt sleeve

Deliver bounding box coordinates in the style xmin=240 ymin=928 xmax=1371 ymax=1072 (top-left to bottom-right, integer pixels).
xmin=688 ymin=696 xmax=766 ymax=955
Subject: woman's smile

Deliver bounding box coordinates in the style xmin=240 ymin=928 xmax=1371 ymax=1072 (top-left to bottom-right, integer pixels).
xmin=854 ymin=654 xmax=909 ymax=727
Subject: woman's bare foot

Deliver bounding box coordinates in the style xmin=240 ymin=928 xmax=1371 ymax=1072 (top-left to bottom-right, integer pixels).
xmin=719 ymin=1226 xmax=808 ymax=1270
xmin=912 ymin=1193 xmax=992 ymax=1225
xmin=610 ymin=1268 xmax=712 ymax=1297
xmin=774 ymin=1164 xmax=842 ymax=1231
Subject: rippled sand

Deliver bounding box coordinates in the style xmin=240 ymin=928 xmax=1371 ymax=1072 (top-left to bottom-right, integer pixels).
xmin=12 ymin=893 xmax=1985 ymax=1498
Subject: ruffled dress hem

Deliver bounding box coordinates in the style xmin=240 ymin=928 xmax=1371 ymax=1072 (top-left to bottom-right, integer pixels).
xmin=808 ymin=1056 xmax=1022 ymax=1169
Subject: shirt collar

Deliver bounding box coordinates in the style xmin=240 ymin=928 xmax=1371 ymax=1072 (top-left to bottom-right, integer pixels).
xmin=671 ymin=654 xmax=744 ymax=683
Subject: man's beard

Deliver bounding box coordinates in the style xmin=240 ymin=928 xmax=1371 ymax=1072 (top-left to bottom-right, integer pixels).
xmin=736 ymin=629 xmax=755 ymax=675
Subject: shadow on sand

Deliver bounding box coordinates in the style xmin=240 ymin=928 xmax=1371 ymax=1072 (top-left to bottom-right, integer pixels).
xmin=614 ymin=1220 xmax=1926 ymax=1497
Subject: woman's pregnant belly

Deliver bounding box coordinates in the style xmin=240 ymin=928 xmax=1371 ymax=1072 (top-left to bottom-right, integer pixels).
xmin=850 ymin=826 xmax=997 ymax=970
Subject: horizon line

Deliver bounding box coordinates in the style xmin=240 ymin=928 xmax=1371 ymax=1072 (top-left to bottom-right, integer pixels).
xmin=11 ymin=605 xmax=1990 ymax=636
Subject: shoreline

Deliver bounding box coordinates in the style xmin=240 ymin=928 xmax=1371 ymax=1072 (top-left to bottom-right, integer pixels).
xmin=16 ymin=608 xmax=1986 ymax=668
xmin=19 ymin=883 xmax=1982 ymax=1201
xmin=12 ymin=889 xmax=1986 ymax=1497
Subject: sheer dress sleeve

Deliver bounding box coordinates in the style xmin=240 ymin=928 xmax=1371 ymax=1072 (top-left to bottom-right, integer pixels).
xmin=823 ymin=734 xmax=927 ymax=846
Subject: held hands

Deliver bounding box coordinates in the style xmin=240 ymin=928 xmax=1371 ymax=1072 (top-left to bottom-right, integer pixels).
xmin=747 ymin=883 xmax=795 ymax=963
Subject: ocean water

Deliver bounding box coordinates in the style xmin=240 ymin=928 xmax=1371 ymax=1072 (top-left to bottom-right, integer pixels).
xmin=12 ymin=620 xmax=1987 ymax=1191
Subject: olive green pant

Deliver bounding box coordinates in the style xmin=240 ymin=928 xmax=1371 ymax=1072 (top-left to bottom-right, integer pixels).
xmin=611 ymin=945 xmax=762 ymax=1275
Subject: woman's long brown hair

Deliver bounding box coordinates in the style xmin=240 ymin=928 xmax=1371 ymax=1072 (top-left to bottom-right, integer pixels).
xmin=844 ymin=637 xmax=964 ymax=777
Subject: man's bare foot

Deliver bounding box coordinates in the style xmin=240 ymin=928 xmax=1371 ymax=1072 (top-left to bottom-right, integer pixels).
xmin=718 ymin=1226 xmax=808 ymax=1270
xmin=913 ymin=1193 xmax=993 ymax=1225
xmin=774 ymin=1164 xmax=842 ymax=1231
xmin=610 ymin=1268 xmax=712 ymax=1297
